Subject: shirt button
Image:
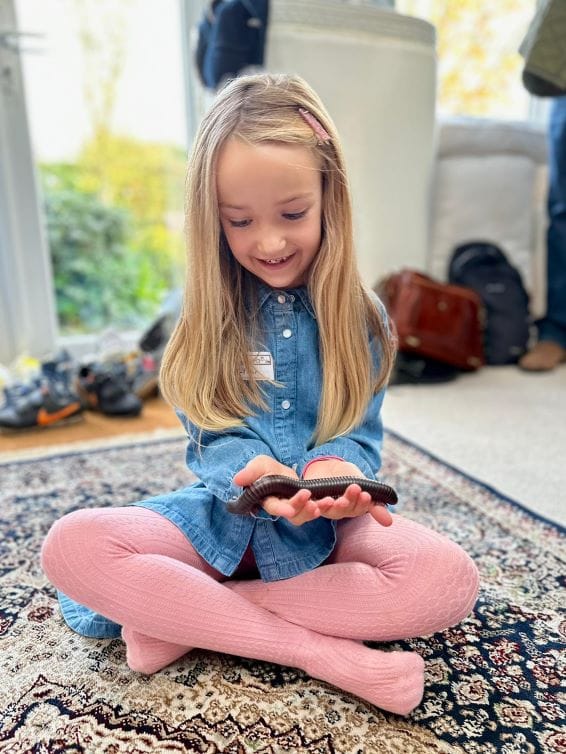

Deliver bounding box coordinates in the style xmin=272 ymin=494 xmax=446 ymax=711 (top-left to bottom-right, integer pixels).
xmin=282 ymin=328 xmax=292 ymax=338
xmin=281 ymin=399 xmax=291 ymax=410
xmin=277 ymin=294 xmax=286 ymax=304
xmin=289 ymin=294 xmax=295 ymax=301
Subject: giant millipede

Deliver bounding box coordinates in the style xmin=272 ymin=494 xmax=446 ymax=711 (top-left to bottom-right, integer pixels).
xmin=227 ymin=475 xmax=398 ymax=515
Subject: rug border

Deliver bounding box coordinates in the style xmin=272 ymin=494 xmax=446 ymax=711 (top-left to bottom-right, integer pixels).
xmin=2 ymin=427 xmax=564 ymax=535
xmin=385 ymin=427 xmax=566 ymax=533
xmin=0 ymin=428 xmax=185 ymax=464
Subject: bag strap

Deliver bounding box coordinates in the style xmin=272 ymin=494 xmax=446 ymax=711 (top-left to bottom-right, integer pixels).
xmin=242 ymin=0 xmax=266 ymax=29
xmin=207 ymin=0 xmax=264 ymax=27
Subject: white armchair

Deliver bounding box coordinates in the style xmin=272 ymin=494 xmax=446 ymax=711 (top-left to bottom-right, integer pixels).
xmin=427 ymin=116 xmax=549 ymax=318
xmin=265 ymin=0 xmax=436 ymax=287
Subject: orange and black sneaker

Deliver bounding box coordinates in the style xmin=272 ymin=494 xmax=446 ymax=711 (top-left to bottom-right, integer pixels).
xmin=0 ymin=377 xmax=83 ymax=432
xmin=0 ymin=351 xmax=83 ymax=432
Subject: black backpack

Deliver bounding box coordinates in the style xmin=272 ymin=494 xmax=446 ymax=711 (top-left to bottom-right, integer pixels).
xmin=196 ymin=0 xmax=269 ymax=91
xmin=448 ymin=242 xmax=531 ymax=365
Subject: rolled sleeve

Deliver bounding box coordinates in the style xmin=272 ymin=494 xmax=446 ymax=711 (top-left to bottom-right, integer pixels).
xmin=296 ymin=387 xmax=385 ymax=479
xmin=176 ymin=411 xmax=274 ymax=503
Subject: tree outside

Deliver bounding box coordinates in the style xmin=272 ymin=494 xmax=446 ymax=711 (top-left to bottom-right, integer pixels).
xmin=24 ymin=0 xmax=187 ymax=334
xmin=397 ymin=0 xmax=535 ymax=118
xmin=41 ymin=135 xmax=185 ymax=333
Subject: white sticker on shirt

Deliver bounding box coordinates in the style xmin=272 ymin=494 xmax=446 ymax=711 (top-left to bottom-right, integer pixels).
xmin=240 ymin=351 xmax=275 ymax=380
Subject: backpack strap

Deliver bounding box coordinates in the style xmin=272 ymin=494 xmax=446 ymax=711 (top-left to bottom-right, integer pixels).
xmin=240 ymin=0 xmax=264 ymax=26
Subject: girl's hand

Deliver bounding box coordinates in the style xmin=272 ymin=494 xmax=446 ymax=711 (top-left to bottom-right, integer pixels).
xmin=302 ymin=458 xmax=393 ymax=527
xmin=233 ymin=455 xmax=323 ymax=526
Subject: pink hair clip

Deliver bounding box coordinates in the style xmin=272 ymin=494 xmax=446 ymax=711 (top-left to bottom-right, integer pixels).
xmin=298 ymin=107 xmax=331 ymax=144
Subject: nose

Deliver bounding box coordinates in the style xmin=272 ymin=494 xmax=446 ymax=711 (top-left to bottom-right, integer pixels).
xmin=256 ymin=226 xmax=286 ymax=256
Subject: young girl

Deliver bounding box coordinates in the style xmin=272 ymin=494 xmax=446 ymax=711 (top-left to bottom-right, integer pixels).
xmin=41 ymin=73 xmax=479 ymax=716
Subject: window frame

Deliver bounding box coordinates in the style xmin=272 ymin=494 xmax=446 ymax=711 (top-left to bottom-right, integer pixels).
xmin=0 ymin=0 xmax=204 ymax=364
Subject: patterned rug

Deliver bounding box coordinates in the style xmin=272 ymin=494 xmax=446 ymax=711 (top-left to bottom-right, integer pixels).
xmin=0 ymin=433 xmax=564 ymax=754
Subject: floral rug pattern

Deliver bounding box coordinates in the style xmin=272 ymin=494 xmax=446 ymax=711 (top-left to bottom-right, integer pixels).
xmin=0 ymin=433 xmax=564 ymax=753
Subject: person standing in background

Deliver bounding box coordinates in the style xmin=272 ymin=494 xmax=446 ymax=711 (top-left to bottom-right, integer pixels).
xmin=519 ymin=0 xmax=566 ymax=371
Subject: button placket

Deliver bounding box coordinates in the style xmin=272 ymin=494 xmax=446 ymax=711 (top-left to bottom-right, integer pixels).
xmin=271 ymin=301 xmax=297 ymax=462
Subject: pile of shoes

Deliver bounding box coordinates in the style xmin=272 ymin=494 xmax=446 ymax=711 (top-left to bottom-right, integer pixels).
xmin=0 ymin=351 xmax=83 ymax=431
xmin=75 ymin=360 xmax=142 ymax=417
xmin=0 ymin=293 xmax=180 ymax=433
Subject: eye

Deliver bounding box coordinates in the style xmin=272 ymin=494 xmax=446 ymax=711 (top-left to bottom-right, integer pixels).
xmin=228 ymin=219 xmax=251 ymax=228
xmin=283 ymin=210 xmax=307 ymax=221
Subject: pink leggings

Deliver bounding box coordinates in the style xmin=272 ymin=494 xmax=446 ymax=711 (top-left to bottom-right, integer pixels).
xmin=41 ymin=507 xmax=479 ymax=715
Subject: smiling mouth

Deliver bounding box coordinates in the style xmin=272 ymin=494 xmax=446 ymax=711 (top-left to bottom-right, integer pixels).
xmin=259 ymin=254 xmax=294 ymax=266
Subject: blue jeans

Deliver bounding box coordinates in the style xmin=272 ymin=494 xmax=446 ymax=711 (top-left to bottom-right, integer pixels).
xmin=539 ymin=95 xmax=566 ymax=348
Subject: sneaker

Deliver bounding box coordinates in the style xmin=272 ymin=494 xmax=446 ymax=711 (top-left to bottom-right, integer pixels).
xmin=130 ymin=353 xmax=160 ymax=400
xmin=0 ymin=368 xmax=83 ymax=432
xmin=76 ymin=362 xmax=142 ymax=417
xmin=138 ymin=289 xmax=182 ymax=355
xmin=128 ymin=289 xmax=181 ymax=401
xmin=138 ymin=314 xmax=171 ymax=356
xmin=1 ymin=380 xmax=39 ymax=410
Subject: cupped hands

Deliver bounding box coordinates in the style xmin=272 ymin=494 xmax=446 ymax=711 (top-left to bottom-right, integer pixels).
xmin=232 ymin=455 xmax=393 ymax=527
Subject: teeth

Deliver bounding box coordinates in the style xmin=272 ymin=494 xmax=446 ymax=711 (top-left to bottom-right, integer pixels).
xmin=264 ymin=256 xmax=289 ymax=264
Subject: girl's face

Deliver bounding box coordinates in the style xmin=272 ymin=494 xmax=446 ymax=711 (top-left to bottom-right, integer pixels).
xmin=216 ymin=138 xmax=323 ymax=288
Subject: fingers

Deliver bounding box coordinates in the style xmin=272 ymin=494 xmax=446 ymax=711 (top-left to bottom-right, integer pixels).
xmin=318 ymin=484 xmax=394 ymax=526
xmin=233 ymin=456 xmax=270 ymax=487
xmin=263 ymin=488 xmax=322 ymax=526
xmin=232 ymin=466 xmax=257 ymax=488
xmin=233 ymin=455 xmax=298 ymax=488
xmin=370 ymin=504 xmax=394 ymax=527
xmin=324 ymin=484 xmax=370 ymax=516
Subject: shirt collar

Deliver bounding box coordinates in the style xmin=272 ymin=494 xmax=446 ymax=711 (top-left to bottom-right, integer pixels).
xmin=256 ymin=280 xmax=316 ymax=319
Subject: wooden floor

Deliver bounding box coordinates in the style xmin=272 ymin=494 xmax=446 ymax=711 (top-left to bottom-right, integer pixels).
xmin=0 ymin=395 xmax=180 ymax=454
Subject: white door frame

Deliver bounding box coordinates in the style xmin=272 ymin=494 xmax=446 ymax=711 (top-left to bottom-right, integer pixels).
xmin=0 ymin=0 xmax=58 ymax=364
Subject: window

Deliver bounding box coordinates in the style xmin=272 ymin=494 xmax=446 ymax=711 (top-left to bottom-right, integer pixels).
xmin=397 ymin=0 xmax=537 ymax=119
xmin=15 ymin=0 xmax=188 ymax=336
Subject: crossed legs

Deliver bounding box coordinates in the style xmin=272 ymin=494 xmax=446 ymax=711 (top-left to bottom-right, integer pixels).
xmin=41 ymin=507 xmax=479 ymax=715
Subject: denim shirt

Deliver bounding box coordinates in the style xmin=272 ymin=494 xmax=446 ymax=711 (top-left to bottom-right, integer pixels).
xmin=57 ymin=282 xmax=387 ymax=638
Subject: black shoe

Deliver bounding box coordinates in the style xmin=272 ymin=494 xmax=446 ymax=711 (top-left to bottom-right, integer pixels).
xmin=1 ymin=380 xmax=39 ymax=411
xmin=76 ymin=362 xmax=142 ymax=417
xmin=130 ymin=353 xmax=160 ymax=400
xmin=138 ymin=289 xmax=181 ymax=356
xmin=0 ymin=358 xmax=83 ymax=431
xmin=389 ymin=352 xmax=461 ymax=385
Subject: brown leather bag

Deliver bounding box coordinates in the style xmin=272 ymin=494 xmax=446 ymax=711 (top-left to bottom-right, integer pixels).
xmin=376 ymin=269 xmax=485 ymax=370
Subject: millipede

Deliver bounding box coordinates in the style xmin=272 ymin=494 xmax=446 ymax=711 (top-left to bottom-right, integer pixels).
xmin=227 ymin=475 xmax=398 ymax=515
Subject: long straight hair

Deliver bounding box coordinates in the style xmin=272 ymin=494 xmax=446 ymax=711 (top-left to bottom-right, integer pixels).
xmin=160 ymin=73 xmax=395 ymax=445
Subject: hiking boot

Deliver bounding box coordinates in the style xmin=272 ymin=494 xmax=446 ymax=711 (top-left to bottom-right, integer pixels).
xmin=76 ymin=362 xmax=142 ymax=416
xmin=518 ymin=341 xmax=566 ymax=372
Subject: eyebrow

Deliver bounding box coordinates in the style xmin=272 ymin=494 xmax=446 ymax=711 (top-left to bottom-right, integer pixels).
xmin=220 ymin=193 xmax=314 ymax=210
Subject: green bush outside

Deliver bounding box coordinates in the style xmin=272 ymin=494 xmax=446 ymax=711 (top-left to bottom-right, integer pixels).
xmin=41 ymin=132 xmax=186 ymax=334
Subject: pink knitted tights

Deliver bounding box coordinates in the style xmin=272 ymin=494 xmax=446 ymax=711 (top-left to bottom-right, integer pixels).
xmin=41 ymin=507 xmax=479 ymax=716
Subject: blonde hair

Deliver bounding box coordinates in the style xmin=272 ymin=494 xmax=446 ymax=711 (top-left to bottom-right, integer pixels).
xmin=160 ymin=73 xmax=395 ymax=445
